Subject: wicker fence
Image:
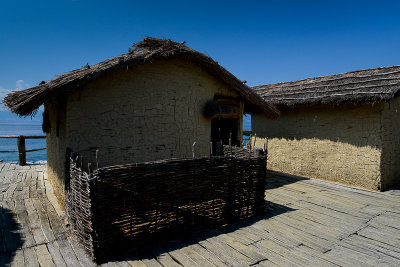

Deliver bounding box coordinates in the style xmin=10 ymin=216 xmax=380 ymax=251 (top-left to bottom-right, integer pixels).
xmin=65 ymin=148 xmax=267 ymax=261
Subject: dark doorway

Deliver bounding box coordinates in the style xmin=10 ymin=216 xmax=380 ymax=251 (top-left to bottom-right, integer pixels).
xmin=211 ymin=118 xmax=239 ymax=155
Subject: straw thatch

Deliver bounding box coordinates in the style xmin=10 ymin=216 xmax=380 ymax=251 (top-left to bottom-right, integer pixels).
xmin=3 ymin=37 xmax=279 ymax=118
xmin=253 ymin=65 xmax=400 ymax=106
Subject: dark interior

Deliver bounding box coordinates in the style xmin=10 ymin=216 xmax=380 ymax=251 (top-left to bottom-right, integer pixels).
xmin=211 ymin=118 xmax=239 ymax=155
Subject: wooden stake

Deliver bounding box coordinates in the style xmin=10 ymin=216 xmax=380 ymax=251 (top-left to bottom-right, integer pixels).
xmin=249 ymin=134 xmax=252 ymax=156
xmin=192 ymin=141 xmax=196 ymax=158
xmin=80 ymin=157 xmax=83 ymax=174
xmin=229 ymin=132 xmax=232 ymax=155
xmin=253 ymin=133 xmax=257 ymax=152
xmin=96 ymin=149 xmax=99 ymax=169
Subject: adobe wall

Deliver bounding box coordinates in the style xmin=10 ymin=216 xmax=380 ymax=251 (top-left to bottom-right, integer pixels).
xmin=65 ymin=59 xmax=240 ymax=166
xmin=45 ymin=98 xmax=67 ymax=205
xmin=46 ymin=59 xmax=242 ymax=205
xmin=381 ymin=96 xmax=400 ymax=190
xmin=252 ymin=104 xmax=383 ymax=190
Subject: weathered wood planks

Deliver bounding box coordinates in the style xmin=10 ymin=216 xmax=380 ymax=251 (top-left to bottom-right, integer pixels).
xmin=1 ymin=163 xmax=400 ymax=266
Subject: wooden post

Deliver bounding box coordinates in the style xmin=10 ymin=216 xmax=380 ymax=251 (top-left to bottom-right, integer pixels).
xmin=249 ymin=134 xmax=252 ymax=156
xmin=229 ymin=132 xmax=232 ymax=155
xmin=192 ymin=141 xmax=196 ymax=159
xmin=210 ymin=141 xmax=213 ymax=156
xmin=80 ymin=157 xmax=83 ymax=175
xmin=253 ymin=133 xmax=257 ymax=153
xmin=95 ymin=149 xmax=99 ymax=169
xmin=17 ymin=136 xmax=26 ymax=166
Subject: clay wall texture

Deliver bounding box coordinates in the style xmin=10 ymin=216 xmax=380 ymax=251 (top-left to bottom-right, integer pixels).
xmin=45 ymin=99 xmax=67 ymax=205
xmin=46 ymin=59 xmax=243 ymax=205
xmin=252 ymin=103 xmax=387 ymax=190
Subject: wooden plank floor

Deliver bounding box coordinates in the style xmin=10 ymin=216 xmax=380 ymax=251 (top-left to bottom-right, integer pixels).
xmin=1 ymin=164 xmax=400 ymax=266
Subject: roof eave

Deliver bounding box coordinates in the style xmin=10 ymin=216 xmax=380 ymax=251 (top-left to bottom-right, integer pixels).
xmin=3 ymin=37 xmax=280 ymax=120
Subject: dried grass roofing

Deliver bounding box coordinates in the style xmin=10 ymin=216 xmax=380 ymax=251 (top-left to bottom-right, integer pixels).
xmin=253 ymin=65 xmax=400 ymax=107
xmin=3 ymin=37 xmax=279 ymax=119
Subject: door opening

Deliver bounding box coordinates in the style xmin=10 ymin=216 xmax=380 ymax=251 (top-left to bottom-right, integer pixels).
xmin=211 ymin=118 xmax=239 ymax=155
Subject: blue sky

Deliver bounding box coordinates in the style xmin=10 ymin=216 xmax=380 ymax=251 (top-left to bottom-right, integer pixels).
xmin=1 ymin=0 xmax=400 ymax=112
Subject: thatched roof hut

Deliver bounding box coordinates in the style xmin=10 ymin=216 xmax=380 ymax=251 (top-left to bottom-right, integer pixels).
xmin=3 ymin=37 xmax=279 ymax=205
xmin=251 ymin=65 xmax=400 ymax=191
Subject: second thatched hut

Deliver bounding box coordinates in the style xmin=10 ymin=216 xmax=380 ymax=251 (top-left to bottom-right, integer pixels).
xmin=252 ymin=65 xmax=400 ymax=191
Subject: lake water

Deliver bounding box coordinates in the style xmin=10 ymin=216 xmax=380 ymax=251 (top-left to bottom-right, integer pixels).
xmin=0 ymin=114 xmax=251 ymax=163
xmin=0 ymin=123 xmax=46 ymax=163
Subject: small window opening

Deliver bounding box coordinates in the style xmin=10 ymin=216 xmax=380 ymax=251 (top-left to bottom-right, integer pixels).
xmin=42 ymin=108 xmax=50 ymax=133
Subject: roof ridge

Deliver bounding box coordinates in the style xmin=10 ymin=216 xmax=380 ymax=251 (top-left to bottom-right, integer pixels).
xmin=261 ymin=83 xmax=400 ymax=97
xmin=3 ymin=37 xmax=280 ymax=119
xmin=253 ymin=65 xmax=400 ymax=89
xmin=262 ymin=76 xmax=400 ymax=94
xmin=253 ymin=64 xmax=400 ymax=106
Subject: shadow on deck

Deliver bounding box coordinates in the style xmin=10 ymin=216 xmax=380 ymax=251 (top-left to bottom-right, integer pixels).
xmin=91 ymin=169 xmax=300 ymax=263
xmin=266 ymin=170 xmax=310 ymax=190
xmin=91 ymin=169 xmax=298 ymax=263
xmin=4 ymin=163 xmax=400 ymax=266
xmin=0 ymin=207 xmax=24 ymax=265
xmin=99 ymin=199 xmax=296 ymax=264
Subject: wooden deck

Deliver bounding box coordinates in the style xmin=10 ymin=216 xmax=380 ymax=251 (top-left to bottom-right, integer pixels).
xmin=1 ymin=164 xmax=400 ymax=266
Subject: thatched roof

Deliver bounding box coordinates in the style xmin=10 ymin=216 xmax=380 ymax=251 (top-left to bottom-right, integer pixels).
xmin=253 ymin=65 xmax=400 ymax=107
xmin=3 ymin=37 xmax=279 ymax=119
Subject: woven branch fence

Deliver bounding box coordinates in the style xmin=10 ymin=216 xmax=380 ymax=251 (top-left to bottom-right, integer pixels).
xmin=65 ymin=147 xmax=267 ymax=262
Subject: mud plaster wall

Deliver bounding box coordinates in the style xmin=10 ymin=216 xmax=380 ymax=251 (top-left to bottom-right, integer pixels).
xmin=252 ymin=104 xmax=383 ymax=190
xmin=381 ymin=96 xmax=400 ymax=189
xmin=46 ymin=59 xmax=243 ymax=204
xmin=45 ymin=98 xmax=67 ymax=205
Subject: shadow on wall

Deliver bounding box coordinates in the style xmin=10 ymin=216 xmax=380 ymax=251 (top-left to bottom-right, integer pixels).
xmin=0 ymin=206 xmax=24 ymax=265
xmin=96 ymin=200 xmax=295 ymax=264
xmin=253 ymin=103 xmax=383 ymax=149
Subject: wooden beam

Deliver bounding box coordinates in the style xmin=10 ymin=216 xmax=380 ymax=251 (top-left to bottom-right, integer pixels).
xmin=0 ymin=135 xmax=46 ymax=139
